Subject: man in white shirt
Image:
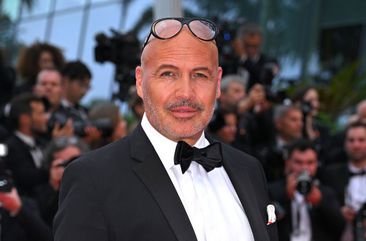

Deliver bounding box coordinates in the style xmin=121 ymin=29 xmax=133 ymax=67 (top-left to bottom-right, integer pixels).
xmin=54 ymin=17 xmax=278 ymax=241
xmin=322 ymin=121 xmax=366 ymax=241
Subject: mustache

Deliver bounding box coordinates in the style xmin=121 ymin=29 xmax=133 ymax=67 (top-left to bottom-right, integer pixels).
xmin=166 ymin=99 xmax=204 ymax=111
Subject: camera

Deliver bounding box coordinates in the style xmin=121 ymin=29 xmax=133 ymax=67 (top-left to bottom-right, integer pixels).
xmin=94 ymin=29 xmax=140 ymax=101
xmin=48 ymin=112 xmax=114 ymax=138
xmin=300 ymin=101 xmax=313 ymax=116
xmin=0 ymin=143 xmax=13 ymax=192
xmin=296 ymin=170 xmax=313 ymax=195
xmin=94 ymin=29 xmax=140 ymax=66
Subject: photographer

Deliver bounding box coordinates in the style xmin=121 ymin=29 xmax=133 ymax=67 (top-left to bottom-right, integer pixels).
xmin=50 ymin=61 xmax=102 ymax=144
xmin=237 ymin=23 xmax=279 ymax=90
xmin=321 ymin=121 xmax=366 ymax=241
xmin=292 ymin=87 xmax=330 ymax=164
xmin=269 ymin=139 xmax=345 ymax=241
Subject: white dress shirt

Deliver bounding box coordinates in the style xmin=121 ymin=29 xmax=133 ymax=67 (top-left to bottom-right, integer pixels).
xmin=141 ymin=114 xmax=254 ymax=241
xmin=291 ymin=192 xmax=312 ymax=241
xmin=345 ymin=164 xmax=366 ymax=212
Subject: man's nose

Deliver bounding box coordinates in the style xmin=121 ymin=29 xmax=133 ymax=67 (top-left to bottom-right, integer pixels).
xmin=175 ymin=75 xmax=194 ymax=98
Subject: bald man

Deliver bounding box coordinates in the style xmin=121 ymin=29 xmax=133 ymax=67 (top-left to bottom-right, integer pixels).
xmin=54 ymin=18 xmax=277 ymax=241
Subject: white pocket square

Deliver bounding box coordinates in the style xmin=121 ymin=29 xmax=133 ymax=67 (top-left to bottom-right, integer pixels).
xmin=266 ymin=204 xmax=276 ymax=225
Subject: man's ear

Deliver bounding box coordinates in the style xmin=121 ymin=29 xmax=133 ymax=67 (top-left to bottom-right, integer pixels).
xmin=216 ymin=67 xmax=222 ymax=98
xmin=135 ymin=66 xmax=143 ymax=99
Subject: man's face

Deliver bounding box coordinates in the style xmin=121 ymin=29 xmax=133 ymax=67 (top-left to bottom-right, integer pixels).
xmin=64 ymin=78 xmax=90 ymax=104
xmin=136 ymin=28 xmax=222 ymax=144
xmin=35 ymin=70 xmax=63 ymax=107
xmin=345 ymin=127 xmax=366 ymax=163
xmin=276 ymin=109 xmax=303 ymax=141
xmin=221 ymin=81 xmax=246 ymax=108
xmin=243 ymin=34 xmax=262 ymax=59
xmin=286 ymin=149 xmax=318 ymax=177
xmin=30 ymin=101 xmax=47 ymax=134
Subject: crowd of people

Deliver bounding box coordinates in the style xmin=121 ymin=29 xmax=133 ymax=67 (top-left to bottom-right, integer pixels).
xmin=0 ymin=20 xmax=365 ymax=241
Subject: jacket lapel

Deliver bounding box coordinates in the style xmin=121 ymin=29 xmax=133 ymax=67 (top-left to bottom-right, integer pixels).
xmin=130 ymin=125 xmax=197 ymax=241
xmin=222 ymin=147 xmax=270 ymax=241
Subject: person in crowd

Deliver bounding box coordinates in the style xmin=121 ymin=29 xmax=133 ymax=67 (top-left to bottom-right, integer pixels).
xmin=269 ymin=139 xmax=345 ymax=241
xmin=207 ymin=109 xmax=238 ymax=144
xmin=321 ymin=121 xmax=366 ymax=241
xmin=321 ymin=99 xmax=366 ymax=167
xmin=88 ymin=101 xmax=128 ymax=149
xmin=4 ymin=93 xmax=49 ymax=197
xmin=48 ymin=60 xmax=100 ymax=143
xmin=35 ymin=136 xmax=88 ymax=227
xmin=235 ymin=83 xmax=275 ymax=154
xmin=257 ymin=104 xmax=303 ymax=181
xmin=15 ymin=42 xmax=65 ymax=94
xmin=54 ymin=17 xmax=278 ymax=241
xmin=59 ymin=60 xmax=92 ymax=121
xmin=218 ymin=74 xmax=247 ymax=112
xmin=33 ymin=68 xmax=63 ymax=112
xmin=292 ymin=86 xmax=330 ymax=165
xmin=236 ymin=23 xmax=279 ymax=90
xmin=33 ymin=68 xmax=74 ymax=138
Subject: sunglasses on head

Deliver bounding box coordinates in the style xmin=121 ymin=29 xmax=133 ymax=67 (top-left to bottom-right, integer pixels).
xmin=142 ymin=17 xmax=219 ymax=50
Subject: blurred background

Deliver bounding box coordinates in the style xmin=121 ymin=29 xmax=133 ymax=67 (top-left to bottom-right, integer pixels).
xmin=1 ymin=0 xmax=366 ymax=126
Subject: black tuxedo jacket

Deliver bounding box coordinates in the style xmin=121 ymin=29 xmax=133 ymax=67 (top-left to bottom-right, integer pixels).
xmin=320 ymin=163 xmax=349 ymax=206
xmin=54 ymin=124 xmax=278 ymax=241
xmin=4 ymin=134 xmax=48 ymax=196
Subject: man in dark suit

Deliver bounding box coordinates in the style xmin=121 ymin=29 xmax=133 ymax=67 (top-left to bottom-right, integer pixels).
xmin=321 ymin=121 xmax=366 ymax=240
xmin=4 ymin=93 xmax=49 ymax=197
xmin=54 ymin=17 xmax=278 ymax=241
xmin=269 ymin=139 xmax=345 ymax=241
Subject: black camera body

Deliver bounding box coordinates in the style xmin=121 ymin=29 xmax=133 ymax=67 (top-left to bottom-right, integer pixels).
xmin=48 ymin=112 xmax=114 ymax=138
xmin=300 ymin=101 xmax=313 ymax=116
xmin=296 ymin=171 xmax=313 ymax=195
xmin=94 ymin=29 xmax=140 ymax=67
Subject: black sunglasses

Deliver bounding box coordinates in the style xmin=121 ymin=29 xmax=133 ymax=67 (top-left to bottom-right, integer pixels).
xmin=142 ymin=17 xmax=219 ymax=50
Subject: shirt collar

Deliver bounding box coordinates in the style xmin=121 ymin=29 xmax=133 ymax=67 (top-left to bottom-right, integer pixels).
xmin=141 ymin=113 xmax=209 ymax=170
xmin=348 ymin=163 xmax=366 ymax=173
xmin=15 ymin=131 xmax=35 ymax=147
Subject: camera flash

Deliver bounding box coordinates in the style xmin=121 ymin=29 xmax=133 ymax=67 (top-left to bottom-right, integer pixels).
xmin=0 ymin=144 xmax=8 ymax=157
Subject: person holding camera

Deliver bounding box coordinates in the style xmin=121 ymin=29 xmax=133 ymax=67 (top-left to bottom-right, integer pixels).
xmin=321 ymin=121 xmax=366 ymax=241
xmin=269 ymin=139 xmax=345 ymax=241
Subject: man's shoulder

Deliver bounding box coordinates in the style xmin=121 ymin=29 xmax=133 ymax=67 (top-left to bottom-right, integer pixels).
xmin=221 ymin=141 xmax=260 ymax=166
xmin=75 ymin=136 xmax=131 ymax=169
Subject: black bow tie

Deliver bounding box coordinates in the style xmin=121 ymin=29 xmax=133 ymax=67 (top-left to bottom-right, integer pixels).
xmin=174 ymin=141 xmax=223 ymax=174
xmin=349 ymin=170 xmax=366 ymax=177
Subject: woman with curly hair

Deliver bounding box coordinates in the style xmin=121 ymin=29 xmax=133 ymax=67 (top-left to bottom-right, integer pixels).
xmin=15 ymin=42 xmax=65 ymax=93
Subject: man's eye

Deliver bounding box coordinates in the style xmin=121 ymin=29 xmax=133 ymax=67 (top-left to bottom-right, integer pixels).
xmin=193 ymin=72 xmax=208 ymax=79
xmin=160 ymin=71 xmax=176 ymax=78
